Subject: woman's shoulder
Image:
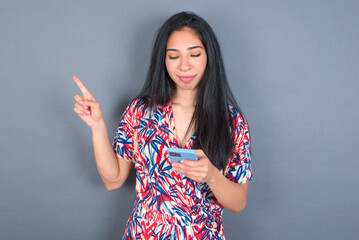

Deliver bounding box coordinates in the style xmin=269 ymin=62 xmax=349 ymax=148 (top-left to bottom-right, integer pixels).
xmin=121 ymin=98 xmax=147 ymax=118
xmin=228 ymin=105 xmax=250 ymax=146
xmin=126 ymin=98 xmax=169 ymax=118
xmin=229 ymin=105 xmax=246 ymax=123
xmin=228 ymin=104 xmax=250 ymax=138
xmin=128 ymin=97 xmax=159 ymax=111
xmin=127 ymin=98 xmax=146 ymax=108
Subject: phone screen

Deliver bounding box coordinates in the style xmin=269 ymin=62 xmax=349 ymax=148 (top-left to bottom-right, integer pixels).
xmin=167 ymin=148 xmax=198 ymax=163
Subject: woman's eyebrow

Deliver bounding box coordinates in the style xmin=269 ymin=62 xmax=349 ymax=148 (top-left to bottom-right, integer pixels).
xmin=188 ymin=46 xmax=203 ymax=50
xmin=166 ymin=46 xmax=203 ymax=52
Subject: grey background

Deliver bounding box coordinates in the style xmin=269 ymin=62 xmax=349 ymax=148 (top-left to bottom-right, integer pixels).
xmin=1 ymin=0 xmax=358 ymax=239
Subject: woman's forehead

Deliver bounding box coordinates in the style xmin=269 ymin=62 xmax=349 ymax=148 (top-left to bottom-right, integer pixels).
xmin=166 ymin=28 xmax=203 ymax=49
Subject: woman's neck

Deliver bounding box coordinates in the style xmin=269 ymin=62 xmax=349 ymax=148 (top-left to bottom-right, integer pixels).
xmin=171 ymin=88 xmax=197 ymax=107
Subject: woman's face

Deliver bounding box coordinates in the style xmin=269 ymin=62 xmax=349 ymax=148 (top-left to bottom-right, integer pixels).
xmin=165 ymin=28 xmax=207 ymax=92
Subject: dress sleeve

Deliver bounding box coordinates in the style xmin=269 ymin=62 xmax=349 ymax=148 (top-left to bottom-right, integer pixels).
xmin=112 ymin=99 xmax=139 ymax=164
xmin=224 ymin=109 xmax=253 ymax=184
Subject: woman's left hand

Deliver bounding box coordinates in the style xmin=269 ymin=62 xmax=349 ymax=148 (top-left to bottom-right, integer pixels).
xmin=172 ymin=150 xmax=218 ymax=183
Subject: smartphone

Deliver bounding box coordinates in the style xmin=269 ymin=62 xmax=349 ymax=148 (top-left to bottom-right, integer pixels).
xmin=167 ymin=148 xmax=198 ymax=163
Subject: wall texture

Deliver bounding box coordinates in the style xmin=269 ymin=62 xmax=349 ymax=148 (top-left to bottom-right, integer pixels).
xmin=1 ymin=0 xmax=358 ymax=239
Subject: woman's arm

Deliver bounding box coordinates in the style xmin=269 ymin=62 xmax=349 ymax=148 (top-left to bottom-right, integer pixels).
xmin=91 ymin=120 xmax=134 ymax=191
xmin=206 ymin=166 xmax=248 ymax=214
xmin=172 ymin=150 xmax=248 ymax=214
xmin=73 ymin=76 xmax=133 ymax=191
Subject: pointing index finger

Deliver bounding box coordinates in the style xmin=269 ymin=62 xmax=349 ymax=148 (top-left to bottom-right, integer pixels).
xmin=73 ymin=76 xmax=94 ymax=99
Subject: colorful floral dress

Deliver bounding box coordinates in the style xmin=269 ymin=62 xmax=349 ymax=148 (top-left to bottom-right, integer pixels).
xmin=113 ymin=99 xmax=252 ymax=240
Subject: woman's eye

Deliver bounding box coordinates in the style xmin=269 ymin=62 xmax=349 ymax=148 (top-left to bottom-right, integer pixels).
xmin=168 ymin=55 xmax=179 ymax=60
xmin=191 ymin=53 xmax=201 ymax=58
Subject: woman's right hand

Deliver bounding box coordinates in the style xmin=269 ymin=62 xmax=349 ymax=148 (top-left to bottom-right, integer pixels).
xmin=73 ymin=76 xmax=104 ymax=129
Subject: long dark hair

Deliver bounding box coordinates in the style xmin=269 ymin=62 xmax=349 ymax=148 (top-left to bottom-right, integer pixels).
xmin=136 ymin=11 xmax=245 ymax=170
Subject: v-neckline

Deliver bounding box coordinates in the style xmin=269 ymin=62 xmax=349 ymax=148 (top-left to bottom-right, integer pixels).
xmin=168 ymin=102 xmax=196 ymax=149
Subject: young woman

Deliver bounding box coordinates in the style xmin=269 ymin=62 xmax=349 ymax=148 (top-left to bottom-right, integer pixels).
xmin=73 ymin=11 xmax=252 ymax=240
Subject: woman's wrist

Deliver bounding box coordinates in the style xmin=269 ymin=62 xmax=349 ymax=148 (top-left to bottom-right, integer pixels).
xmin=91 ymin=119 xmax=107 ymax=135
xmin=206 ymin=165 xmax=221 ymax=186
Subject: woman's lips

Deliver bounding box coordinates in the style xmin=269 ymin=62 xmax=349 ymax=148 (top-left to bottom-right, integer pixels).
xmin=178 ymin=75 xmax=196 ymax=82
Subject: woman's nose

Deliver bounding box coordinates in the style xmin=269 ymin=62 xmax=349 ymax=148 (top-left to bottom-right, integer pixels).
xmin=179 ymin=57 xmax=191 ymax=71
